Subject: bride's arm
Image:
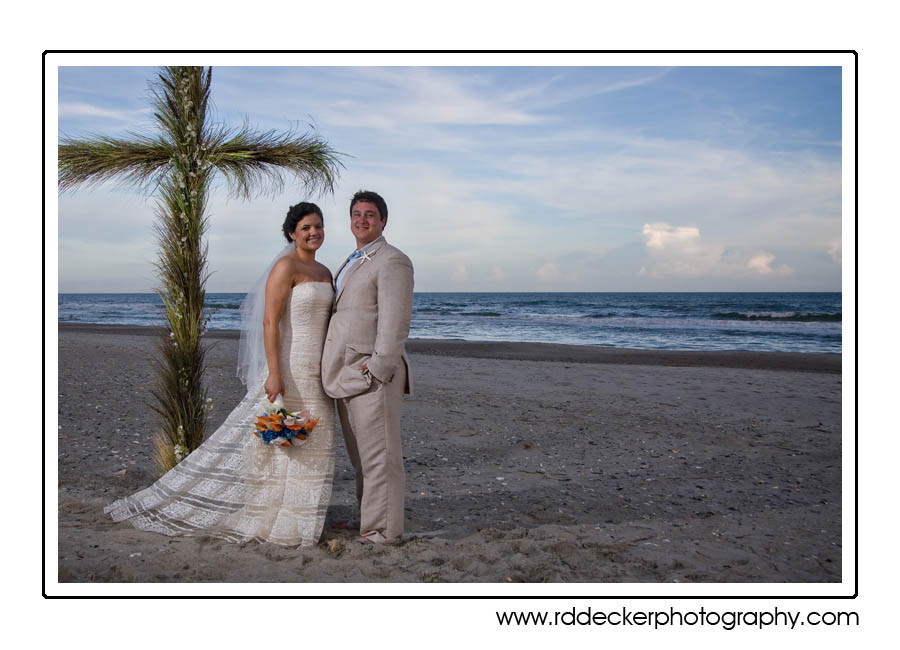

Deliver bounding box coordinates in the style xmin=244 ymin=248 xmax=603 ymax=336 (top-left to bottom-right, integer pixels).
xmin=263 ymin=259 xmax=293 ymax=402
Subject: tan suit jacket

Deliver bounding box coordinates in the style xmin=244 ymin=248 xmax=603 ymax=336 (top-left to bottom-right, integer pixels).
xmin=321 ymin=237 xmax=414 ymax=398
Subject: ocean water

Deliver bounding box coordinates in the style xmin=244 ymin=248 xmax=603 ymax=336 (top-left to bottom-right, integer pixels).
xmin=58 ymin=292 xmax=842 ymax=354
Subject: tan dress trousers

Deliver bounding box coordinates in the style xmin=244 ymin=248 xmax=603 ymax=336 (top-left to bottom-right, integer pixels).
xmin=336 ymin=361 xmax=407 ymax=543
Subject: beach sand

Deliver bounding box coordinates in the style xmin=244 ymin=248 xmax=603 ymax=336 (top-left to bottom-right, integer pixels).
xmin=56 ymin=324 xmax=842 ymax=584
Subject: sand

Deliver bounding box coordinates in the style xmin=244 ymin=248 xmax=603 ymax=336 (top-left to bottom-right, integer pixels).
xmin=56 ymin=323 xmax=842 ymax=584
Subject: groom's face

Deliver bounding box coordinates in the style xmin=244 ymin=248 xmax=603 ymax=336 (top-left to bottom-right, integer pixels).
xmin=350 ymin=201 xmax=386 ymax=248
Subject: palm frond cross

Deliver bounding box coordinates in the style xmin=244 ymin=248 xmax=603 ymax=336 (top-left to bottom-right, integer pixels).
xmin=59 ymin=66 xmax=342 ymax=471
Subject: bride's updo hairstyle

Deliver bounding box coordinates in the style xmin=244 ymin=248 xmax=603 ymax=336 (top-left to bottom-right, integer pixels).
xmin=283 ymin=202 xmax=324 ymax=243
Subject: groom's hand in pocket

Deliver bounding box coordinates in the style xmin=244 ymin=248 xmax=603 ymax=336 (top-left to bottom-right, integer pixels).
xmin=360 ymin=363 xmax=382 ymax=386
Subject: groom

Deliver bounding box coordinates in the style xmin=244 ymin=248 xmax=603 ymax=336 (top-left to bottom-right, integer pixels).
xmin=321 ymin=190 xmax=414 ymax=545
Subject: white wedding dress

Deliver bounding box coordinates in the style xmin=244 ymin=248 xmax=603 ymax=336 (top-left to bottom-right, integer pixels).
xmin=105 ymin=282 xmax=336 ymax=547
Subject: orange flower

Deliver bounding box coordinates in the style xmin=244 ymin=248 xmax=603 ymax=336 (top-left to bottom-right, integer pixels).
xmin=261 ymin=415 xmax=284 ymax=431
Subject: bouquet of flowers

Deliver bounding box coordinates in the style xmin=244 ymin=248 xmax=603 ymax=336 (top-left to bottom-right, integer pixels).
xmin=253 ymin=395 xmax=319 ymax=448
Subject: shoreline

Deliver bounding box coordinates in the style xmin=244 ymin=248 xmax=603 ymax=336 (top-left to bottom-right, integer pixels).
xmin=57 ymin=322 xmax=841 ymax=373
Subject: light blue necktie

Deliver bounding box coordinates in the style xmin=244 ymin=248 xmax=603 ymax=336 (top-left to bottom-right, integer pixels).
xmin=337 ymin=249 xmax=364 ymax=291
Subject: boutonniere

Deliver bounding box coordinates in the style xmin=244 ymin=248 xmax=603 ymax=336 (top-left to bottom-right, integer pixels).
xmin=359 ymin=249 xmax=374 ymax=264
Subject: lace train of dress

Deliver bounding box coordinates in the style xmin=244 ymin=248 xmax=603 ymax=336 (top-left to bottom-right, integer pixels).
xmin=104 ymin=282 xmax=336 ymax=547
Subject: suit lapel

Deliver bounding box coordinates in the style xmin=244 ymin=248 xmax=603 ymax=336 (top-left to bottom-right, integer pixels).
xmin=334 ymin=255 xmax=351 ymax=288
xmin=335 ymin=238 xmax=387 ymax=305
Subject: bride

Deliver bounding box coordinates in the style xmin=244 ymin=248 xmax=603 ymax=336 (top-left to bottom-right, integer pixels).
xmin=105 ymin=202 xmax=336 ymax=547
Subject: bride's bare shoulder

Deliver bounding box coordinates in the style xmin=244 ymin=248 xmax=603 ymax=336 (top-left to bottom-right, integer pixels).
xmin=313 ymin=261 xmax=333 ymax=283
xmin=266 ymin=255 xmax=297 ymax=285
xmin=272 ymin=255 xmax=297 ymax=274
xmin=285 ymin=259 xmax=332 ymax=285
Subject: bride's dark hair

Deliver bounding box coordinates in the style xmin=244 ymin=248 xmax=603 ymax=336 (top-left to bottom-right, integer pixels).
xmin=283 ymin=202 xmax=324 ymax=242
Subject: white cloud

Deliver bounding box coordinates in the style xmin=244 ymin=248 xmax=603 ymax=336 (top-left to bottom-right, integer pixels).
xmin=332 ymin=163 xmax=519 ymax=255
xmin=498 ymin=68 xmax=672 ymax=112
xmin=535 ymin=261 xmax=577 ymax=285
xmin=747 ymin=251 xmax=794 ymax=276
xmin=641 ymin=222 xmax=794 ymax=280
xmin=487 ymin=133 xmax=840 ymax=261
xmin=595 ymin=70 xmax=672 ymax=94
xmin=58 ymin=101 xmax=148 ymax=122
xmin=747 ymin=251 xmax=775 ymax=273
xmin=640 ymin=222 xmax=723 ymax=277
xmin=320 ymin=68 xmax=543 ymax=129
xmin=829 ymin=238 xmax=842 ymax=264
xmin=642 ymin=223 xmax=701 ymax=251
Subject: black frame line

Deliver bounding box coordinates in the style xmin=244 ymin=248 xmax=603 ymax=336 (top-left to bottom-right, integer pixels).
xmin=45 ymin=49 xmax=857 ymax=600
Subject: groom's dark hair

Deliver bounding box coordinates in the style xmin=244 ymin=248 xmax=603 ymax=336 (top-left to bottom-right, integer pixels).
xmin=282 ymin=202 xmax=323 ymax=243
xmin=350 ymin=190 xmax=388 ymax=226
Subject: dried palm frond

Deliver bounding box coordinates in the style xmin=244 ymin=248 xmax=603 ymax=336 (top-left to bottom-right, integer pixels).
xmin=151 ymin=429 xmax=177 ymax=476
xmin=209 ymin=123 xmax=343 ymax=199
xmin=58 ymin=135 xmax=172 ymax=192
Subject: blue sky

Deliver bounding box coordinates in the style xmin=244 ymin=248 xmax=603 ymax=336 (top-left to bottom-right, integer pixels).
xmin=57 ymin=64 xmax=843 ymax=292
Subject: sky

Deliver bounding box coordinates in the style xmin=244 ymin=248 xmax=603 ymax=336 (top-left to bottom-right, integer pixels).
xmin=56 ymin=61 xmax=844 ymax=293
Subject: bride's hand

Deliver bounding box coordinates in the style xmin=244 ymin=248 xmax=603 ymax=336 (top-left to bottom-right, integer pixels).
xmin=264 ymin=375 xmax=284 ymax=403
